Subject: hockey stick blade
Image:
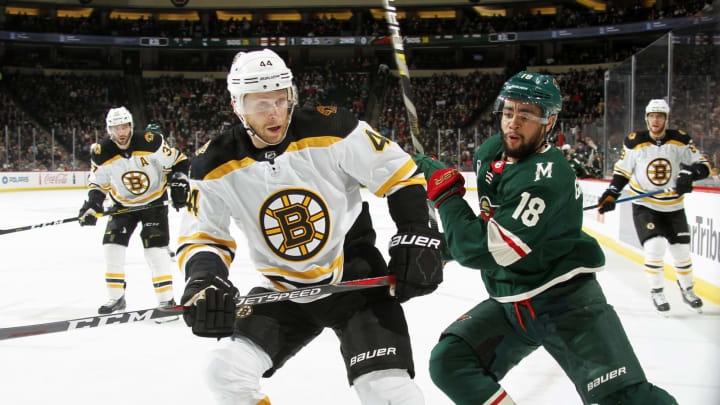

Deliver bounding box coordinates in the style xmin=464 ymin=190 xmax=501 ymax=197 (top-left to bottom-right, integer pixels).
xmin=0 ymin=275 xmax=394 ymax=340
xmin=0 ymin=201 xmax=168 ymax=236
xmin=583 ymin=187 xmax=676 ymax=211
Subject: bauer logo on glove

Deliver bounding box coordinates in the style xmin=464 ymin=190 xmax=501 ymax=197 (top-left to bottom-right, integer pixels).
xmin=389 ymin=233 xmax=442 ymax=249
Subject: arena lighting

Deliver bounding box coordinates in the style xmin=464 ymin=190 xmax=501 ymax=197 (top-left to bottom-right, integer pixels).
xmin=171 ymin=0 xmax=189 ymax=7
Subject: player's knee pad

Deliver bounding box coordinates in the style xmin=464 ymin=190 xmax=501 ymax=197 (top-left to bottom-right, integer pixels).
xmin=140 ymin=225 xmax=169 ymax=248
xmin=205 ymin=336 xmax=274 ymax=405
xmin=642 ymin=236 xmax=666 ymax=266
xmin=597 ymin=382 xmax=678 ymax=405
xmin=353 ymin=369 xmax=423 ymax=405
xmin=667 ymin=243 xmax=691 ymax=267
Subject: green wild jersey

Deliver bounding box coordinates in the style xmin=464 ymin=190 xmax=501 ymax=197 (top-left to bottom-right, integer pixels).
xmin=438 ymin=134 xmax=605 ymax=302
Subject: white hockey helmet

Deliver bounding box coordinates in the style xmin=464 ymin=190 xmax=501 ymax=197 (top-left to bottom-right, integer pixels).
xmin=227 ymin=49 xmax=296 ymax=115
xmin=645 ymin=99 xmax=669 ymax=131
xmin=106 ymin=106 xmax=134 ymax=135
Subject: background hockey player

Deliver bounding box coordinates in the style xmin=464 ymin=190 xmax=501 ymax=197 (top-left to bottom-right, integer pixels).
xmin=597 ymin=99 xmax=711 ymax=314
xmin=78 ymin=107 xmax=190 ymax=316
xmin=177 ymin=49 xmax=443 ymax=404
xmin=413 ymin=72 xmax=678 ymax=404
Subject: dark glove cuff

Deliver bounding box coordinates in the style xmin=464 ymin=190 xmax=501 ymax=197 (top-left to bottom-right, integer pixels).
xmin=88 ymin=189 xmax=106 ymax=208
xmin=185 ymin=252 xmax=229 ymax=281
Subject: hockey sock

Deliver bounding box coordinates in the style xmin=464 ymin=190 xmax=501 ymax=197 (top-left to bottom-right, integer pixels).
xmin=103 ymin=244 xmax=127 ymax=299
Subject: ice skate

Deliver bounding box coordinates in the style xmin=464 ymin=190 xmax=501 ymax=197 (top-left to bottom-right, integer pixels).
xmin=678 ymin=282 xmax=703 ymax=314
xmin=650 ymin=288 xmax=670 ymax=316
xmin=155 ymin=298 xmax=180 ymax=323
xmin=98 ymin=295 xmax=126 ymax=314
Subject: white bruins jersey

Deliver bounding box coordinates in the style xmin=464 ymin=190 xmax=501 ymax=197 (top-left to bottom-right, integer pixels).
xmin=613 ymin=129 xmax=710 ymax=212
xmin=177 ymin=106 xmax=424 ymax=299
xmin=88 ymin=130 xmax=188 ymax=206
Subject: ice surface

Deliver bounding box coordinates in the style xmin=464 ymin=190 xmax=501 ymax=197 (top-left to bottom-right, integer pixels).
xmin=0 ymin=189 xmax=717 ymax=404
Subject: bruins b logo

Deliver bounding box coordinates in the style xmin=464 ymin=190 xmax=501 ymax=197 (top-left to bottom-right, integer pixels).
xmin=122 ymin=171 xmax=151 ymax=195
xmin=259 ymin=189 xmax=330 ymax=261
xmin=646 ymin=158 xmax=672 ymax=186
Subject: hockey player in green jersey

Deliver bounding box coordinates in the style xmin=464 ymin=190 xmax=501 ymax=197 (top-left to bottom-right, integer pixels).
xmin=413 ymin=71 xmax=677 ymax=404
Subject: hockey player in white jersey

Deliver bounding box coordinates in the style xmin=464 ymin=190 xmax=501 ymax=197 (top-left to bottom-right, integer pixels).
xmin=597 ymin=99 xmax=711 ymax=314
xmin=78 ymin=106 xmax=190 ymax=316
xmin=178 ymin=49 xmax=444 ymax=404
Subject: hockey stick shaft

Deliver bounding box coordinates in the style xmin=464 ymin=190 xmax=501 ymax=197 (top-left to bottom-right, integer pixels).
xmin=583 ymin=187 xmax=676 ymax=211
xmin=0 ymin=275 xmax=393 ymax=340
xmin=382 ymin=0 xmax=424 ymax=155
xmin=382 ymin=0 xmax=442 ymax=232
xmin=0 ymin=200 xmax=168 ymax=235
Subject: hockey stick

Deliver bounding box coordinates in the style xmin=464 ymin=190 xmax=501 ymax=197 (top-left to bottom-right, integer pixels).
xmin=382 ymin=0 xmax=442 ymax=235
xmin=0 ymin=200 xmax=169 ymax=236
xmin=382 ymin=0 xmax=424 ymax=155
xmin=583 ymin=187 xmax=676 ymax=211
xmin=0 ymin=275 xmax=393 ymax=341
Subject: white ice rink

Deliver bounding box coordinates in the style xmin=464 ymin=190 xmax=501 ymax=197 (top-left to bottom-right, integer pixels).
xmin=1 ymin=188 xmax=718 ymax=404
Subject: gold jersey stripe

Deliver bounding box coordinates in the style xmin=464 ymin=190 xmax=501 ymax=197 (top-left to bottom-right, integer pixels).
xmin=98 ymin=155 xmax=124 ymax=167
xmin=258 ymin=253 xmax=343 ymax=281
xmin=375 ymin=158 xmax=416 ymax=197
xmin=155 ymin=286 xmax=173 ymax=293
xmin=152 ymin=275 xmax=173 ymax=282
xmin=178 ymin=244 xmax=232 ymax=270
xmin=204 ymin=157 xmax=257 ymax=181
xmin=105 ymin=273 xmax=125 ymax=278
xmin=109 ymin=184 xmax=167 ymax=205
xmin=178 ymin=232 xmax=237 ymax=250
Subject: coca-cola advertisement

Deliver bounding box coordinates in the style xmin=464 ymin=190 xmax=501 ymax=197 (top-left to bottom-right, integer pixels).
xmin=40 ymin=173 xmax=69 ymax=185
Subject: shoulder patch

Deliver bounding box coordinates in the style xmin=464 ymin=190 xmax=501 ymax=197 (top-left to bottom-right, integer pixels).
xmin=624 ymin=130 xmax=651 ymax=149
xmin=665 ymin=129 xmax=692 ymax=145
xmin=131 ymin=129 xmax=162 ymax=153
xmin=291 ymin=106 xmax=359 ymax=141
xmin=189 ymin=128 xmax=245 ymax=180
xmin=91 ymin=137 xmax=120 ymax=165
xmin=316 ymin=105 xmax=338 ymax=116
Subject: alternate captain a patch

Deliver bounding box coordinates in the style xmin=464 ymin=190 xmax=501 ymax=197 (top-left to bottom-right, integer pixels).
xmin=259 ymin=188 xmax=330 ymax=261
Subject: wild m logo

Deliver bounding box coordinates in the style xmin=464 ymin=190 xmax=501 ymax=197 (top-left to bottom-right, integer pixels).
xmin=534 ymin=162 xmax=553 ymax=181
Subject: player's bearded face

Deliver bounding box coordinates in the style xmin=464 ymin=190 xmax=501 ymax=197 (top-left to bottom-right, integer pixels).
xmin=242 ymin=90 xmax=291 ymax=148
xmin=109 ymin=123 xmax=132 ymax=150
xmin=500 ymin=100 xmax=550 ymax=161
xmin=647 ymin=112 xmax=667 ymax=136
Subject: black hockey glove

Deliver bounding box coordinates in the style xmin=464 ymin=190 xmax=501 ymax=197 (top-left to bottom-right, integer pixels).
xmin=676 ymin=163 xmax=700 ymax=196
xmin=181 ymin=271 xmax=239 ymax=338
xmin=597 ymin=186 xmax=621 ymax=214
xmin=388 ymin=224 xmax=444 ymax=303
xmin=169 ymin=172 xmax=190 ymax=210
xmin=78 ymin=199 xmax=102 ymax=226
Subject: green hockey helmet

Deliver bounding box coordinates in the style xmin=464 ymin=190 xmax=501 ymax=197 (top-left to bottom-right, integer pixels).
xmin=146 ymin=122 xmax=163 ymax=133
xmin=494 ymin=71 xmax=562 ymax=125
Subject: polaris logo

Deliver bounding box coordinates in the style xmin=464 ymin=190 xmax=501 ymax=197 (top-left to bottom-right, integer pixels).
xmin=389 ymin=234 xmax=441 ymax=249
xmin=587 ymin=367 xmax=627 ymax=392
xmin=349 ymin=347 xmax=397 ymax=366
